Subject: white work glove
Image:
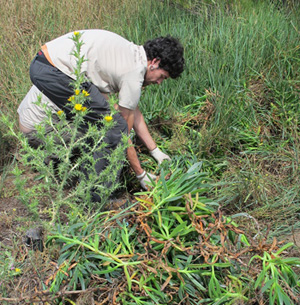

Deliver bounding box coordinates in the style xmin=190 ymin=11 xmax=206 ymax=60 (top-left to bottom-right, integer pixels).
xmin=150 ymin=147 xmax=171 ymax=165
xmin=136 ymin=171 xmax=157 ymax=190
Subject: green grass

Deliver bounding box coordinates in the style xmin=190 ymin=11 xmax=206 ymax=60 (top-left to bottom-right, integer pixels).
xmin=0 ymin=0 xmax=300 ymax=303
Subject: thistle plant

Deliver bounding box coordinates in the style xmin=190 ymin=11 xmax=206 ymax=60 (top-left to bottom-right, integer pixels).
xmin=2 ymin=31 xmax=129 ymax=223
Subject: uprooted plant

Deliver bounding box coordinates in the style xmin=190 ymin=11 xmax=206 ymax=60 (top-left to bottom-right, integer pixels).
xmin=33 ymin=162 xmax=299 ymax=304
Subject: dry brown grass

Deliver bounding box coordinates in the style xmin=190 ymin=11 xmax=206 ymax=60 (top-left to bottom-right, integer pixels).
xmin=0 ymin=0 xmax=146 ymax=121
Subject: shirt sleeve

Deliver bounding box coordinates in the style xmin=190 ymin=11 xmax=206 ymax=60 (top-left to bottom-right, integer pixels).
xmin=118 ymin=79 xmax=143 ymax=110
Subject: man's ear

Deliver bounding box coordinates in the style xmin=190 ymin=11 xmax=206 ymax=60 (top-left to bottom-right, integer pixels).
xmin=152 ymin=58 xmax=161 ymax=67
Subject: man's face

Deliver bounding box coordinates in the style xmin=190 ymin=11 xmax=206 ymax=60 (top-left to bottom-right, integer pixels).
xmin=143 ymin=59 xmax=170 ymax=87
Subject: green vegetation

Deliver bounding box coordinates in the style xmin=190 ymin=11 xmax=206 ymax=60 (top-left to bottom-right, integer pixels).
xmin=0 ymin=0 xmax=299 ymax=304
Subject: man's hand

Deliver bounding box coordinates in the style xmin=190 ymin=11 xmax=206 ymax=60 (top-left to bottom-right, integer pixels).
xmin=136 ymin=171 xmax=157 ymax=190
xmin=150 ymin=147 xmax=171 ymax=165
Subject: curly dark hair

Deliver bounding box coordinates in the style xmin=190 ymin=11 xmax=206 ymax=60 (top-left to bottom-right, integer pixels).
xmin=143 ymin=35 xmax=185 ymax=79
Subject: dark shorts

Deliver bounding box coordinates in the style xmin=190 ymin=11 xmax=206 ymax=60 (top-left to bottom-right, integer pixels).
xmin=30 ymin=52 xmax=110 ymax=122
xmin=24 ymin=125 xmax=83 ymax=149
xmin=29 ymin=51 xmax=128 ymax=149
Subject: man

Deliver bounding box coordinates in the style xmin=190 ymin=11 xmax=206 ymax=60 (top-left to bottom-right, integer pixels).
xmin=18 ymin=29 xmax=185 ymax=196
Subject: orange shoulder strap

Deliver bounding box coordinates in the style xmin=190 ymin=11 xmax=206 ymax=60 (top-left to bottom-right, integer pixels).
xmin=41 ymin=45 xmax=55 ymax=67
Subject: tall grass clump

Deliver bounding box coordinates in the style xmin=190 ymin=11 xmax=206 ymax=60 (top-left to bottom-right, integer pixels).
xmin=141 ymin=1 xmax=300 ymax=153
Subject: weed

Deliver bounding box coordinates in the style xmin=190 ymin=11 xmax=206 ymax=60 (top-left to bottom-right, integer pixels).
xmin=1 ymin=32 xmax=129 ymax=224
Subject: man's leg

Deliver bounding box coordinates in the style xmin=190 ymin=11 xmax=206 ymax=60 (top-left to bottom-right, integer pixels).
xmin=89 ymin=112 xmax=128 ymax=202
xmin=23 ymin=122 xmax=80 ymax=167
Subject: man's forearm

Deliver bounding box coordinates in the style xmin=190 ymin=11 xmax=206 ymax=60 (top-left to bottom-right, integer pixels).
xmin=133 ymin=107 xmax=156 ymax=151
xmin=118 ymin=105 xmax=145 ymax=176
xmin=127 ymin=141 xmax=144 ymax=176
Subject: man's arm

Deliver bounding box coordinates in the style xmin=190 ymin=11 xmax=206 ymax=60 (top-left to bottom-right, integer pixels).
xmin=118 ymin=105 xmax=169 ymax=189
xmin=133 ymin=107 xmax=171 ymax=165
xmin=118 ymin=105 xmax=144 ymax=176
xmin=132 ymin=107 xmax=156 ymax=151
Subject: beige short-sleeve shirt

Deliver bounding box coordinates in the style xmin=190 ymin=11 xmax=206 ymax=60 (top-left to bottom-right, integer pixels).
xmin=45 ymin=29 xmax=147 ymax=110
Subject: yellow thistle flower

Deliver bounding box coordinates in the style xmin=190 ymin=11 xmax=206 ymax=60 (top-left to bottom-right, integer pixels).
xmin=57 ymin=110 xmax=64 ymax=116
xmin=75 ymin=89 xmax=80 ymax=95
xmin=104 ymin=115 xmax=113 ymax=122
xmin=74 ymin=104 xmax=83 ymax=111
xmin=68 ymin=96 xmax=75 ymax=102
xmin=15 ymin=268 xmax=21 ymax=273
xmin=82 ymin=90 xmax=90 ymax=97
xmin=82 ymin=106 xmax=87 ymax=112
xmin=74 ymin=31 xmax=79 ymax=36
